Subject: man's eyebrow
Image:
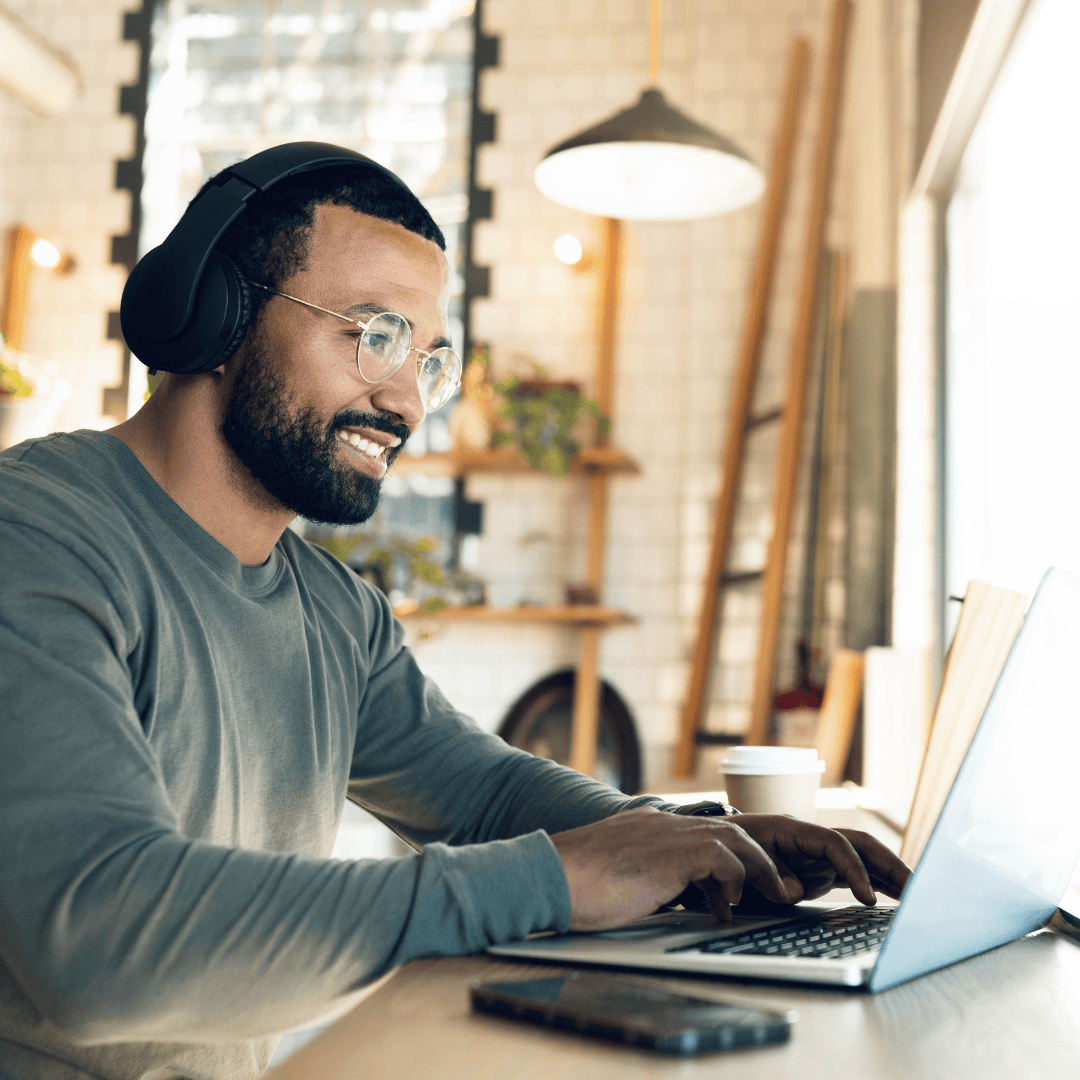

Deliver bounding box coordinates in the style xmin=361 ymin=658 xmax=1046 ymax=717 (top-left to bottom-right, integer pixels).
xmin=341 ymin=301 xmax=400 ymax=324
xmin=342 ymin=302 xmax=452 ymax=352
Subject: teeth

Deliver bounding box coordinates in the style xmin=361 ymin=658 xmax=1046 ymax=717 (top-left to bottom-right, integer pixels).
xmin=337 ymin=429 xmax=384 ymax=460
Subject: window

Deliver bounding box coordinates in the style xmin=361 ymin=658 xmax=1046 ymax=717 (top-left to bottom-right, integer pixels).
xmin=140 ymin=0 xmax=475 ymax=572
xmin=944 ymin=0 xmax=1080 ymax=606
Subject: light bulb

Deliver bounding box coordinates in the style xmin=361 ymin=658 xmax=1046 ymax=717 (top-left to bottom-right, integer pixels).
xmin=28 ymin=238 xmax=62 ymax=269
xmin=553 ymin=234 xmax=583 ymax=265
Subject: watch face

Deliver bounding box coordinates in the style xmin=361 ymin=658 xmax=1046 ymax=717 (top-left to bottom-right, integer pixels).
xmin=691 ymin=803 xmax=739 ymax=817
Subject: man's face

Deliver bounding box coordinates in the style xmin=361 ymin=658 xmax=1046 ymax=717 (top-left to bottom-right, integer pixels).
xmin=221 ymin=203 xmax=451 ymax=525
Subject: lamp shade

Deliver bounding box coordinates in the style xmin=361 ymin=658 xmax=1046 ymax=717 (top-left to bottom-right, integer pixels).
xmin=534 ymin=88 xmax=765 ymax=221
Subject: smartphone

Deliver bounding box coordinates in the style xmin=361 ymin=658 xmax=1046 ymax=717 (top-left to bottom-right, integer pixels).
xmin=470 ymin=971 xmax=794 ymax=1055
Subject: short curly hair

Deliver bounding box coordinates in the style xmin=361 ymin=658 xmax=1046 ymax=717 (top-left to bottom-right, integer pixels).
xmin=195 ymin=161 xmax=446 ymax=324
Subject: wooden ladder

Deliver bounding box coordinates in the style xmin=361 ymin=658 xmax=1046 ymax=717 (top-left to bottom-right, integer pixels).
xmin=673 ymin=0 xmax=852 ymax=777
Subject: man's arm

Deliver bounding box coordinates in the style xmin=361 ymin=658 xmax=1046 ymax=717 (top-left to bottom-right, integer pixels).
xmin=0 ymin=534 xmax=575 ymax=1045
xmin=345 ymin=592 xmax=911 ymax=925
xmin=344 ymin=598 xmax=671 ymax=844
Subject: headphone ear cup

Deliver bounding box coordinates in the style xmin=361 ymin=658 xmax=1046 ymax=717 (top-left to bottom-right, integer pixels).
xmin=125 ymin=250 xmax=253 ymax=375
xmin=213 ymin=255 xmax=253 ymax=366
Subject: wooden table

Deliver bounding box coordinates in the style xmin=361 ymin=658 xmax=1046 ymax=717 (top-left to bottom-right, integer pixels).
xmin=266 ymin=927 xmax=1080 ymax=1080
xmin=266 ymin=802 xmax=1080 ymax=1079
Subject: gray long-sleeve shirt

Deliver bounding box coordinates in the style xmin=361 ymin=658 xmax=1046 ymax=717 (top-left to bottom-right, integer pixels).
xmin=0 ymin=431 xmax=658 ymax=1080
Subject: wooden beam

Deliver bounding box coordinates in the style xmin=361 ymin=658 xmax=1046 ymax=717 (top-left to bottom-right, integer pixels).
xmin=593 ymin=218 xmax=621 ymax=428
xmin=569 ymin=626 xmax=604 ymax=775
xmin=814 ymin=648 xmax=864 ymax=786
xmin=570 ymin=217 xmax=623 ymax=778
xmin=0 ymin=225 xmax=35 ymax=350
xmin=745 ymin=0 xmax=853 ymax=747
xmin=671 ymin=37 xmax=811 ymax=777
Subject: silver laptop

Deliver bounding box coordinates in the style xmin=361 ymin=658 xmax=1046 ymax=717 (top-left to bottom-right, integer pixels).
xmin=491 ymin=567 xmax=1080 ymax=992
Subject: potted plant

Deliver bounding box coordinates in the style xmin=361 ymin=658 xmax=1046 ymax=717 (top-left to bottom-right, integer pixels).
xmin=492 ymin=364 xmax=609 ymax=478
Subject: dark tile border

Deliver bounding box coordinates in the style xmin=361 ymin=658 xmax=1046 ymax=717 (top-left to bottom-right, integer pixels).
xmin=463 ymin=0 xmax=498 ymax=356
xmin=103 ymin=0 xmax=154 ymax=420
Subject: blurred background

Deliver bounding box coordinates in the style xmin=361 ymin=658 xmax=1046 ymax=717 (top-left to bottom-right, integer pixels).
xmin=1 ymin=0 xmax=1077 ymax=841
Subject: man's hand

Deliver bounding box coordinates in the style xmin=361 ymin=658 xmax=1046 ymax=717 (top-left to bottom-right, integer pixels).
xmin=548 ymin=808 xmax=913 ymax=932
xmin=731 ymin=815 xmax=912 ymax=907
xmin=549 ymin=807 xmax=802 ymax=930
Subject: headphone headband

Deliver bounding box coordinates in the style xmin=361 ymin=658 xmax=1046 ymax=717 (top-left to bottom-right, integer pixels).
xmin=120 ymin=142 xmax=413 ymax=375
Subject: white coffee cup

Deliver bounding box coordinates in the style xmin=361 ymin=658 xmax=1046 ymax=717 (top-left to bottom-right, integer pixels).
xmin=721 ymin=746 xmax=825 ymax=820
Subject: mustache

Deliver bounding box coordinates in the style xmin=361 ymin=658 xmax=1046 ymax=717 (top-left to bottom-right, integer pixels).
xmin=331 ymin=410 xmax=411 ymax=460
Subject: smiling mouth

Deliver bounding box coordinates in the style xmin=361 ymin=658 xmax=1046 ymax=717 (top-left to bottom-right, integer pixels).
xmin=335 ymin=428 xmax=402 ymax=468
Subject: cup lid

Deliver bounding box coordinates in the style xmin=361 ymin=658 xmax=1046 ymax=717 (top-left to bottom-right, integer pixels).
xmin=721 ymin=745 xmax=826 ymax=775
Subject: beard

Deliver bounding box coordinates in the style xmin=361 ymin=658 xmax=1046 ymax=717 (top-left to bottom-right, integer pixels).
xmin=220 ymin=328 xmax=410 ymax=526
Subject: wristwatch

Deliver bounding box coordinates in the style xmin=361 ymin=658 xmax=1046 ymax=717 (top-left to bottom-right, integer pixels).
xmin=673 ymin=800 xmax=741 ymax=818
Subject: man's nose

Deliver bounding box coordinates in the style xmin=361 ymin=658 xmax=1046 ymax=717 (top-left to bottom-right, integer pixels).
xmin=369 ymin=358 xmax=426 ymax=432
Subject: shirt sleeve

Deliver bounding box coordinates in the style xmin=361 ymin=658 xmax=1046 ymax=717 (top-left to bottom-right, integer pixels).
xmin=347 ymin=611 xmax=668 ymax=847
xmin=0 ymin=524 xmax=574 ymax=1046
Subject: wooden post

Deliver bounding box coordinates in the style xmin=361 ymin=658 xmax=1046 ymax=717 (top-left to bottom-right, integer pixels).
xmin=569 ymin=218 xmax=621 ymax=777
xmin=0 ymin=226 xmax=35 ymax=350
xmin=814 ymin=648 xmax=864 ymax=785
xmin=569 ymin=626 xmax=604 ymax=775
xmin=671 ymin=38 xmax=811 ymax=777
xmin=592 ymin=218 xmax=621 ymax=432
xmin=746 ymin=0 xmax=852 ymax=747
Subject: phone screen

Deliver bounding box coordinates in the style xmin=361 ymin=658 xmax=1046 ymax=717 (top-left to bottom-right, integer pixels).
xmin=471 ymin=971 xmax=794 ymax=1055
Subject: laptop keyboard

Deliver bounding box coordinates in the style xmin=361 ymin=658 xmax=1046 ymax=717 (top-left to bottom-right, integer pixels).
xmin=671 ymin=906 xmax=896 ymax=960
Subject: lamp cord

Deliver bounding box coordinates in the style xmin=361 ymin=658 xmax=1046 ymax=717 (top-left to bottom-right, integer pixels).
xmin=648 ymin=0 xmax=662 ymax=85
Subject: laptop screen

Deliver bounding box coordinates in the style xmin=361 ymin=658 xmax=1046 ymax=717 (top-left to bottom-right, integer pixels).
xmin=871 ymin=567 xmax=1080 ymax=991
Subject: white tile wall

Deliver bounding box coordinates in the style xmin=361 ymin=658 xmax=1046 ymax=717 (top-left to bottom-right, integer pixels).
xmin=0 ymin=0 xmax=137 ymax=433
xmin=415 ymin=0 xmax=864 ymax=786
xmin=0 ymin=0 xmax=914 ymax=790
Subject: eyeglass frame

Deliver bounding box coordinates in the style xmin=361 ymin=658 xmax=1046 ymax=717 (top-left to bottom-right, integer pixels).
xmin=250 ymin=281 xmax=461 ymax=409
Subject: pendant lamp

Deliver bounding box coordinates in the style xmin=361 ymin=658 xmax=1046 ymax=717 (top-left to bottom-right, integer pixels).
xmin=534 ymin=1 xmax=765 ymax=221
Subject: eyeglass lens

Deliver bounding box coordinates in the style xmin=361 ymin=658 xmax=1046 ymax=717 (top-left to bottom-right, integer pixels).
xmin=356 ymin=313 xmax=461 ymax=412
xmin=419 ymin=349 xmax=462 ymax=412
xmin=357 ymin=312 xmax=412 ymax=383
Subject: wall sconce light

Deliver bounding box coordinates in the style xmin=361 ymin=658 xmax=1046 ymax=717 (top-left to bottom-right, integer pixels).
xmin=1 ymin=225 xmax=76 ymax=350
xmin=555 ymin=233 xmax=600 ymax=275
xmin=28 ymin=237 xmax=75 ymax=273
xmin=553 ymin=234 xmax=583 ymax=266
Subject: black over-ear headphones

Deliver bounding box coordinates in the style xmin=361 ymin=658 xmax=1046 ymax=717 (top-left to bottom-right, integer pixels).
xmin=120 ymin=141 xmax=413 ymax=376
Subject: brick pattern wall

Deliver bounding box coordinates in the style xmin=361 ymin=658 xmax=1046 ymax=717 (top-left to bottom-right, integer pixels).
xmin=0 ymin=0 xmax=909 ymax=790
xmin=411 ymin=0 xmax=851 ymax=784
xmin=0 ymin=0 xmax=136 ymax=433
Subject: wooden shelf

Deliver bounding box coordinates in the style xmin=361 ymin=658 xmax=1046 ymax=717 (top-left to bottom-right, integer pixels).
xmin=394 ymin=604 xmax=636 ymax=627
xmin=390 ymin=446 xmax=640 ymax=478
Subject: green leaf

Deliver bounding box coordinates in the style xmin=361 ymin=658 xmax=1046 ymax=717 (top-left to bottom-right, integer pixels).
xmin=411 ymin=559 xmax=445 ymax=585
xmin=315 ymin=534 xmax=364 ymax=563
xmin=421 ymin=596 xmax=449 ymax=613
xmin=370 ymin=548 xmax=393 ymax=573
xmin=0 ymin=362 xmax=35 ymax=397
xmin=542 ymin=445 xmax=570 ymax=477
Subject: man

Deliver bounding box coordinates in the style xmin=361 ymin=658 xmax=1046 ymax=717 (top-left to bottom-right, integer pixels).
xmin=0 ymin=148 xmax=909 ymax=1080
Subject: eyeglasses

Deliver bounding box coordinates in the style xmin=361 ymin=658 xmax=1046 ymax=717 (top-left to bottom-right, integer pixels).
xmin=251 ymin=283 xmax=462 ymax=413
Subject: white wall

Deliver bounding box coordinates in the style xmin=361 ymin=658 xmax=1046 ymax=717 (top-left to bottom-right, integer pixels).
xmin=0 ymin=0 xmax=914 ymax=789
xmin=0 ymin=0 xmax=136 ymax=433
xmin=410 ymin=0 xmax=895 ymax=785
